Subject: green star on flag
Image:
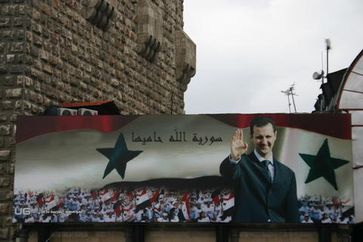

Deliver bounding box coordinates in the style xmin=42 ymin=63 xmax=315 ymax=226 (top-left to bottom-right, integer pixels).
xmin=299 ymin=138 xmax=349 ymax=190
xmin=97 ymin=133 xmax=143 ymax=179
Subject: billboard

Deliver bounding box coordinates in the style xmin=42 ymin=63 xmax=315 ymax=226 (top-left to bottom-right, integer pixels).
xmin=13 ymin=114 xmax=354 ymax=224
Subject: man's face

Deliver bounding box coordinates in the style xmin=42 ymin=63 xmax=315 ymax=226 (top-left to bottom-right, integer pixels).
xmin=250 ymin=123 xmax=277 ymax=158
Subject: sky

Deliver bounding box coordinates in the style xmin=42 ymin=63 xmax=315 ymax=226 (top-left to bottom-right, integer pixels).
xmin=183 ymin=0 xmax=363 ymax=114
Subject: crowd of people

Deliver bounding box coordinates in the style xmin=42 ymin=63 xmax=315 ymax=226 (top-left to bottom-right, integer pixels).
xmin=13 ymin=187 xmax=354 ymax=224
xmin=298 ymin=195 xmax=354 ymax=224
xmin=13 ymin=186 xmax=234 ymax=223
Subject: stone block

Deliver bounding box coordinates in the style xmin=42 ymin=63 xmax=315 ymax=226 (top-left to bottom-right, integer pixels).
xmin=3 ymin=137 xmax=15 ymax=146
xmin=0 ymin=5 xmax=9 ymax=15
xmin=0 ymin=101 xmax=13 ymax=110
xmin=0 ymin=227 xmax=9 ymax=240
xmin=0 ymin=215 xmax=12 ymax=226
xmin=0 ymin=178 xmax=10 ymax=187
xmin=5 ymin=88 xmax=22 ymax=98
xmin=8 ymin=163 xmax=14 ymax=175
xmin=0 ymin=164 xmax=7 ymax=174
xmin=13 ymin=17 xmax=27 ymax=27
xmin=0 ymin=65 xmax=7 ymax=74
xmin=0 ymin=203 xmax=10 ymax=214
xmin=0 ymin=190 xmax=12 ymax=201
xmin=9 ymin=65 xmax=27 ymax=74
xmin=9 ymin=42 xmax=24 ymax=53
xmin=5 ymin=54 xmax=15 ymax=63
xmin=0 ymin=42 xmax=5 ymax=53
xmin=0 ymin=17 xmax=10 ymax=28
xmin=0 ymin=124 xmax=11 ymax=136
xmin=16 ymin=75 xmax=33 ymax=87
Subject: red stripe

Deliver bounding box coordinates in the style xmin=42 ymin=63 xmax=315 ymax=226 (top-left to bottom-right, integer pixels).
xmin=16 ymin=114 xmax=351 ymax=143
xmin=210 ymin=113 xmax=351 ymax=139
xmin=16 ymin=116 xmax=139 ymax=143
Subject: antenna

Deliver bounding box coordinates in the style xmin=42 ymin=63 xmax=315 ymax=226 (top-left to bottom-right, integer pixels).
xmin=289 ymin=84 xmax=297 ymax=113
xmin=281 ymin=83 xmax=298 ymax=113
xmin=312 ymin=38 xmax=332 ymax=112
xmin=325 ymin=38 xmax=331 ymax=75
xmin=281 ymin=89 xmax=291 ymax=113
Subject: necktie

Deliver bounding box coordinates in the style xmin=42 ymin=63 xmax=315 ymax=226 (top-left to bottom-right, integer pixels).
xmin=262 ymin=160 xmax=272 ymax=182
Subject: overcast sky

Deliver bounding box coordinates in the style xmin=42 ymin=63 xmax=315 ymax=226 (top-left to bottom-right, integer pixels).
xmin=183 ymin=0 xmax=363 ymax=114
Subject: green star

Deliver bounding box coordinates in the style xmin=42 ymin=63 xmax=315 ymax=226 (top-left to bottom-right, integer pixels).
xmin=299 ymin=138 xmax=349 ymax=190
xmin=97 ymin=133 xmax=142 ymax=179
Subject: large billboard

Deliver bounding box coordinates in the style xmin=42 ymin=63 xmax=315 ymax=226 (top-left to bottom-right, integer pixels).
xmin=13 ymin=114 xmax=354 ymax=224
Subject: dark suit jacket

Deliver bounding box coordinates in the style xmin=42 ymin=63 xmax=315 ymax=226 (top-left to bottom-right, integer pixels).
xmin=220 ymin=152 xmax=299 ymax=223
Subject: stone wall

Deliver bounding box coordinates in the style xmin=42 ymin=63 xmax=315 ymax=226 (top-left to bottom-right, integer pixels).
xmin=0 ymin=0 xmax=196 ymax=240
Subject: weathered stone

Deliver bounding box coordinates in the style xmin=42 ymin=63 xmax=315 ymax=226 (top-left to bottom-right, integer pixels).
xmin=13 ymin=17 xmax=27 ymax=27
xmin=0 ymin=190 xmax=12 ymax=201
xmin=9 ymin=42 xmax=24 ymax=53
xmin=0 ymin=65 xmax=7 ymax=74
xmin=0 ymin=227 xmax=9 ymax=240
xmin=0 ymin=17 xmax=10 ymax=28
xmin=0 ymin=178 xmax=10 ymax=187
xmin=2 ymin=137 xmax=15 ymax=146
xmin=0 ymin=164 xmax=7 ymax=174
xmin=0 ymin=215 xmax=12 ymax=226
xmin=8 ymin=65 xmax=26 ymax=74
xmin=0 ymin=101 xmax=13 ymax=110
xmin=5 ymin=88 xmax=22 ymax=98
xmin=0 ymin=203 xmax=10 ymax=214
xmin=0 ymin=125 xmax=11 ymax=135
xmin=0 ymin=150 xmax=10 ymax=159
xmin=16 ymin=75 xmax=33 ymax=87
xmin=8 ymin=163 xmax=14 ymax=175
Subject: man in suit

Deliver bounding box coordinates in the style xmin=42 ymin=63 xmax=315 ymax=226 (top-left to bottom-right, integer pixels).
xmin=220 ymin=117 xmax=299 ymax=223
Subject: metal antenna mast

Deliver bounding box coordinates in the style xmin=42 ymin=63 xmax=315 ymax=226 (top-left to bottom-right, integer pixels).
xmin=281 ymin=83 xmax=297 ymax=113
xmin=281 ymin=89 xmax=292 ymax=113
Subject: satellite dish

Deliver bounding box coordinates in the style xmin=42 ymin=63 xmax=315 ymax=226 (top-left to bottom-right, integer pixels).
xmin=313 ymin=71 xmax=322 ymax=80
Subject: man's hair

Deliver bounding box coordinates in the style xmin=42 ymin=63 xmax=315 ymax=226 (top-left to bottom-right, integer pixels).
xmin=250 ymin=117 xmax=277 ymax=136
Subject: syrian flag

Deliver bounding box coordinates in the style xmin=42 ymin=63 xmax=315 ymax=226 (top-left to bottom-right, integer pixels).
xmin=36 ymin=193 xmax=45 ymax=207
xmin=211 ymin=190 xmax=221 ymax=206
xmin=221 ymin=192 xmax=234 ymax=221
xmin=112 ymin=190 xmax=120 ymax=202
xmin=45 ymin=194 xmax=59 ymax=210
xmin=122 ymin=204 xmax=135 ymax=222
xmin=14 ymin=115 xmax=234 ymax=192
xmin=213 ymin=114 xmax=353 ymax=209
xmin=276 ymin=127 xmax=352 ymax=201
xmin=113 ymin=201 xmax=122 ymax=217
xmin=135 ymin=189 xmax=151 ymax=212
xmin=56 ymin=197 xmax=64 ymax=209
xmin=180 ymin=192 xmax=191 ymax=221
xmin=99 ymin=189 xmax=113 ymax=202
xmin=150 ymin=189 xmax=160 ymax=204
